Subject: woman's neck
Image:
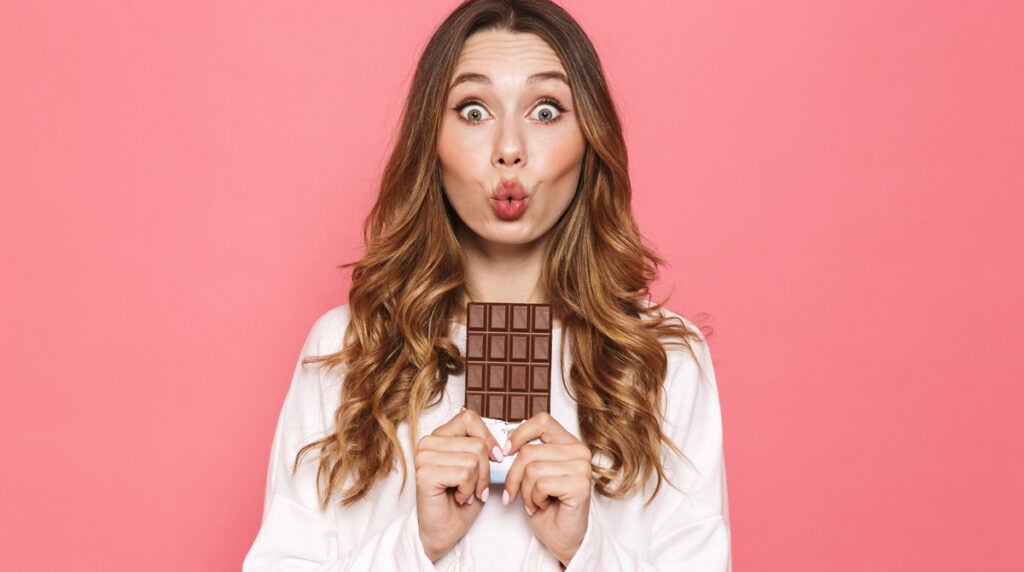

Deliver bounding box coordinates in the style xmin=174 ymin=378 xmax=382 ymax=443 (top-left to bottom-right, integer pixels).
xmin=457 ymin=225 xmax=549 ymax=305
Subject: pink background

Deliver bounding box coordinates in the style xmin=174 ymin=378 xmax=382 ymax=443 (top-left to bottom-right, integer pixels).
xmin=2 ymin=1 xmax=1022 ymax=570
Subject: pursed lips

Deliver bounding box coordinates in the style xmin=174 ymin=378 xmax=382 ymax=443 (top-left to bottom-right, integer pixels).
xmin=492 ymin=179 xmax=527 ymax=201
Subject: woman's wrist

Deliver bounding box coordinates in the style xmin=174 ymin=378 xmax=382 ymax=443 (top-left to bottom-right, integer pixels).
xmin=419 ymin=531 xmax=445 ymax=563
xmin=556 ymin=546 xmax=577 ymax=569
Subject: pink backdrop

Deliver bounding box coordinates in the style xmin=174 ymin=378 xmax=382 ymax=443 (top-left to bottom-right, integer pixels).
xmin=2 ymin=1 xmax=1022 ymax=569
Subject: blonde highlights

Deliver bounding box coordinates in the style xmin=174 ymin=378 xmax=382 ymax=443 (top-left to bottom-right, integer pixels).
xmin=298 ymin=0 xmax=703 ymax=508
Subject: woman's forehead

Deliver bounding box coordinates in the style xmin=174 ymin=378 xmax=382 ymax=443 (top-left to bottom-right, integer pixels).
xmin=451 ymin=30 xmax=567 ymax=87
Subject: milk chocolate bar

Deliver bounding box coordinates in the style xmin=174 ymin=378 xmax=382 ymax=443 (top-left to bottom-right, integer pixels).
xmin=464 ymin=302 xmax=551 ymax=422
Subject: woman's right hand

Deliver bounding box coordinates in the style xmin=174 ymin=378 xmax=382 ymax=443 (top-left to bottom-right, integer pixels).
xmin=414 ymin=409 xmax=505 ymax=562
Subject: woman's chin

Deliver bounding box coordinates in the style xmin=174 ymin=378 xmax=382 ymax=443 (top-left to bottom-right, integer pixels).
xmin=465 ymin=229 xmax=546 ymax=250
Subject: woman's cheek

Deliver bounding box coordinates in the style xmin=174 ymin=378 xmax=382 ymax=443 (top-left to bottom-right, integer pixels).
xmin=448 ymin=132 xmax=485 ymax=175
xmin=542 ymin=123 xmax=584 ymax=166
xmin=541 ymin=145 xmax=584 ymax=189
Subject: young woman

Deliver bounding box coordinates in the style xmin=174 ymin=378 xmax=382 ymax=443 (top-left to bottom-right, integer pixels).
xmin=244 ymin=1 xmax=731 ymax=570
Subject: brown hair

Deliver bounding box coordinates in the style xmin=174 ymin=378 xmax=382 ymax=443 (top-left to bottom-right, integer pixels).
xmin=298 ymin=0 xmax=703 ymax=508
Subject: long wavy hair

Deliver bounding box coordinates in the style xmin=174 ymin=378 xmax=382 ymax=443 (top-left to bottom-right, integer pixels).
xmin=299 ymin=0 xmax=704 ymax=508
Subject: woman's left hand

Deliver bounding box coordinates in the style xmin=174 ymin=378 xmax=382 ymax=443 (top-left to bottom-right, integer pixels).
xmin=503 ymin=412 xmax=593 ymax=566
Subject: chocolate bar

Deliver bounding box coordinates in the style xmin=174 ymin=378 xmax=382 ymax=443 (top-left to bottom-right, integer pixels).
xmin=464 ymin=302 xmax=551 ymax=422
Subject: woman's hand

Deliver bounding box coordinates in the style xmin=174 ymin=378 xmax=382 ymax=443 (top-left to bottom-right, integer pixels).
xmin=503 ymin=412 xmax=593 ymax=566
xmin=414 ymin=409 xmax=504 ymax=562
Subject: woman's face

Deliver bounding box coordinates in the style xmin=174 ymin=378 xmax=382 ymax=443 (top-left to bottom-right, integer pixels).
xmin=438 ymin=30 xmax=586 ymax=251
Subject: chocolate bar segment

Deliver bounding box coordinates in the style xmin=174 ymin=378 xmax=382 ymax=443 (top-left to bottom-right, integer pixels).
xmin=464 ymin=302 xmax=552 ymax=422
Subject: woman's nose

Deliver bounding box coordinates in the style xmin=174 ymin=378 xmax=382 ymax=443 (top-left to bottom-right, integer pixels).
xmin=491 ymin=116 xmax=526 ymax=167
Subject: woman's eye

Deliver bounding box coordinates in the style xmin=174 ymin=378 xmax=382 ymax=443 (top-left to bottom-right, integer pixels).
xmin=458 ymin=104 xmax=491 ymax=122
xmin=531 ymin=103 xmax=562 ymax=123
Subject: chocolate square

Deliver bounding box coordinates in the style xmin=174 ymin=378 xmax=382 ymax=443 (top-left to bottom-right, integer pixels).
xmin=467 ymin=333 xmax=485 ymax=360
xmin=464 ymin=302 xmax=552 ymax=422
xmin=488 ymin=364 xmax=506 ymax=390
xmin=509 ymin=364 xmax=529 ymax=391
xmin=510 ymin=334 xmax=529 ymax=361
xmin=466 ymin=363 xmax=485 ymax=390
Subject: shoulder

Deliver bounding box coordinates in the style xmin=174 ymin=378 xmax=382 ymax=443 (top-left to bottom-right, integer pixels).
xmin=643 ymin=308 xmax=725 ymax=488
xmin=642 ymin=304 xmax=717 ymax=394
xmin=649 ymin=305 xmax=706 ymax=341
xmin=299 ymin=304 xmax=351 ymax=359
xmin=271 ymin=305 xmax=353 ymax=439
xmin=287 ymin=304 xmax=351 ymax=402
xmin=641 ymin=302 xmax=711 ymax=362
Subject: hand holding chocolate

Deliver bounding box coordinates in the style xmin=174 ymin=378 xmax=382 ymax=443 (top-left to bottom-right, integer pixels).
xmin=464 ymin=302 xmax=553 ymax=484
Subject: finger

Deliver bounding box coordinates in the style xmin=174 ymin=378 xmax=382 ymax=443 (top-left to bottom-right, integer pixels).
xmin=416 ymin=462 xmax=480 ymax=505
xmin=520 ymin=459 xmax=586 ymax=514
xmin=417 ymin=435 xmax=492 ymax=497
xmin=502 ymin=444 xmax=587 ymax=506
xmin=431 ymin=410 xmax=504 ymax=462
xmin=501 ymin=443 xmax=535 ymax=506
xmin=413 ymin=450 xmax=481 ymax=473
xmin=507 ymin=412 xmax=579 ymax=455
xmin=531 ymin=474 xmax=589 ymax=512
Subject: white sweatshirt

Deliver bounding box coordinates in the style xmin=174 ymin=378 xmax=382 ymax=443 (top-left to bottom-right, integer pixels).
xmin=244 ymin=305 xmax=731 ymax=571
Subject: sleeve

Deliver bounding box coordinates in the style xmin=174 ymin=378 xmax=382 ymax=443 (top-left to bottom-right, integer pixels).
xmin=548 ymin=321 xmax=732 ymax=572
xmin=243 ymin=307 xmax=459 ymax=571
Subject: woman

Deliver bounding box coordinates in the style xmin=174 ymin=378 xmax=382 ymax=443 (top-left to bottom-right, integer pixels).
xmin=244 ymin=0 xmax=731 ymax=570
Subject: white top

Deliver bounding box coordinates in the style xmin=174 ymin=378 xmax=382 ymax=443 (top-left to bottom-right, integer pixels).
xmin=244 ymin=305 xmax=731 ymax=571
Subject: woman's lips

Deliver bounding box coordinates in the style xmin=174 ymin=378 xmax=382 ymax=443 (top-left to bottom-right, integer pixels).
xmin=492 ymin=196 xmax=527 ymax=219
xmin=491 ymin=180 xmax=528 ymax=220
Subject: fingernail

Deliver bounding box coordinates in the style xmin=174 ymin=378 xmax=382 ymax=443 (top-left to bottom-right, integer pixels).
xmin=467 ymin=493 xmax=475 ymax=505
xmin=502 ymin=441 xmax=512 ymax=455
xmin=502 ymin=490 xmax=510 ymax=505
xmin=481 ymin=488 xmax=489 ymax=502
xmin=492 ymin=445 xmax=504 ymax=462
xmin=524 ymin=504 xmax=534 ymax=517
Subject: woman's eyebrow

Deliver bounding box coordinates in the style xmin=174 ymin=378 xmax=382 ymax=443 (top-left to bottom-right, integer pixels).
xmin=449 ymin=71 xmax=569 ymax=90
